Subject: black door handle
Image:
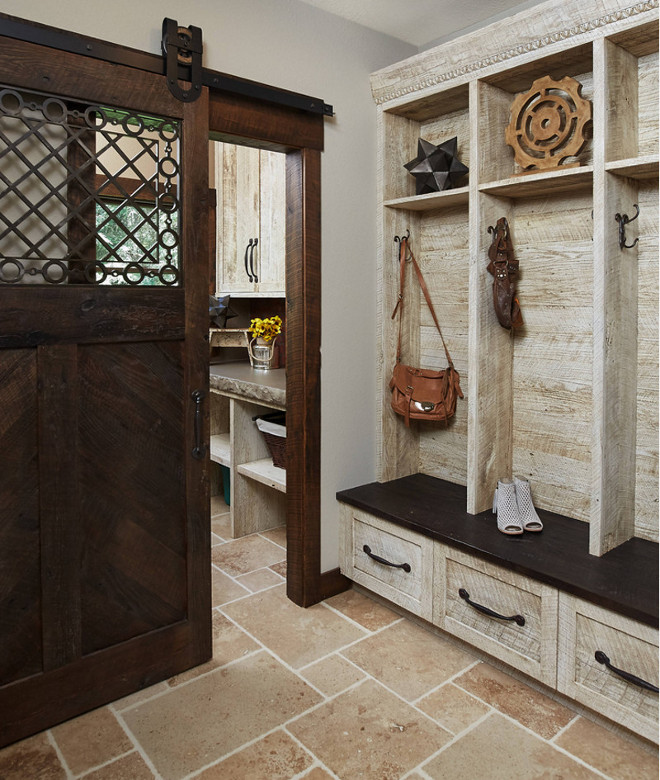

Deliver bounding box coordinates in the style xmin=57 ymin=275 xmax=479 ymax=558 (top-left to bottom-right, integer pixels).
xmin=244 ymin=239 xmax=254 ymax=282
xmin=249 ymin=237 xmax=259 ymax=283
xmin=595 ymin=651 xmax=659 ymax=693
xmin=458 ymin=588 xmax=525 ymax=626
xmin=191 ymin=390 xmax=206 ymax=460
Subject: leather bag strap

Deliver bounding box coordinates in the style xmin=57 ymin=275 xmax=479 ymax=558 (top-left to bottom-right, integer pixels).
xmin=391 ymin=236 xmax=454 ymax=367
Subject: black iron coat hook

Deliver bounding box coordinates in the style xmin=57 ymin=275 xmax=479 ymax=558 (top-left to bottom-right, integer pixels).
xmin=615 ymin=204 xmax=640 ymax=250
xmin=394 ymin=229 xmax=411 ymax=262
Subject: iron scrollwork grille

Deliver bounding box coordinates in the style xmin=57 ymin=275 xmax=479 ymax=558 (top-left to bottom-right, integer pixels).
xmin=0 ymin=84 xmax=181 ymax=286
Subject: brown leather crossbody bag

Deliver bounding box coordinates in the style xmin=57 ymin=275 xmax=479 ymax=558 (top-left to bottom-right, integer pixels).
xmin=389 ymin=236 xmax=463 ymax=427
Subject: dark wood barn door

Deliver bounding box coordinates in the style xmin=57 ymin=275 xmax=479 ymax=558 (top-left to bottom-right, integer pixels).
xmin=0 ymin=37 xmax=211 ymax=746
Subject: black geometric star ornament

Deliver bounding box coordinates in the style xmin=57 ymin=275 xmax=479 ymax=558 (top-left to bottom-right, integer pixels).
xmin=209 ymin=294 xmax=237 ymax=328
xmin=404 ymin=136 xmax=469 ymax=194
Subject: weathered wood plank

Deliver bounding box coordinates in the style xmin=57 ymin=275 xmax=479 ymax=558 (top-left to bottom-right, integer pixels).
xmin=0 ymin=350 xmax=41 ymax=685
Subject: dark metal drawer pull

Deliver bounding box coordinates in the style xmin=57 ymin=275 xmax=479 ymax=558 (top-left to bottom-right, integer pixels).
xmin=362 ymin=544 xmax=411 ymax=573
xmin=595 ymin=651 xmax=659 ymax=693
xmin=458 ymin=588 xmax=525 ymax=626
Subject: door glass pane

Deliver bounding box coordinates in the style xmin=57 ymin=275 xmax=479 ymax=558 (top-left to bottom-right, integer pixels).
xmin=0 ymin=85 xmax=181 ymax=286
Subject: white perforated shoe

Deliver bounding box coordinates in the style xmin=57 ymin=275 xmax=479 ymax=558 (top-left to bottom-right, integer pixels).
xmin=493 ymin=479 xmax=523 ymax=535
xmin=514 ymin=476 xmax=543 ymax=532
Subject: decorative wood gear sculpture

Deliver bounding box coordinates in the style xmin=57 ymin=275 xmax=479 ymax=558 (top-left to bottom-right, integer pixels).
xmin=505 ymin=75 xmax=592 ymax=171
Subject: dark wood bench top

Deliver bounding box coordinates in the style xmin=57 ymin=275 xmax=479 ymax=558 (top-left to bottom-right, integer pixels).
xmin=337 ymin=474 xmax=658 ymax=628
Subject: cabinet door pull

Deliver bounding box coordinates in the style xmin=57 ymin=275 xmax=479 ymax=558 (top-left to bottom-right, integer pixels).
xmin=191 ymin=389 xmax=206 ymax=460
xmin=362 ymin=544 xmax=411 ymax=572
xmin=249 ymin=237 xmax=259 ymax=283
xmin=595 ymin=651 xmax=659 ymax=693
xmin=458 ymin=588 xmax=525 ymax=626
xmin=244 ymin=239 xmax=254 ymax=282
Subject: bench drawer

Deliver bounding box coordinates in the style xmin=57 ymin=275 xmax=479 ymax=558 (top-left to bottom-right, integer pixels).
xmin=435 ymin=546 xmax=558 ymax=686
xmin=558 ymin=594 xmax=659 ymax=743
xmin=339 ymin=504 xmax=433 ymax=620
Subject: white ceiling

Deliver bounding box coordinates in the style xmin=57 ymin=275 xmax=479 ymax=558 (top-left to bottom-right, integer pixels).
xmin=296 ymin=0 xmax=547 ymax=48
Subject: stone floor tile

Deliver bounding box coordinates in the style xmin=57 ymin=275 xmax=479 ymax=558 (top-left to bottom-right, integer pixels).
xmin=324 ymin=588 xmax=401 ymax=631
xmin=210 ymin=513 xmax=231 ymax=540
xmin=0 ymin=732 xmax=66 ymax=779
xmin=212 ymin=534 xmax=285 ymax=577
xmin=299 ymin=768 xmax=336 ymax=779
xmin=555 ymin=716 xmax=659 ymax=780
xmin=212 ymin=565 xmax=250 ymax=606
xmin=423 ymin=713 xmax=602 ymax=779
xmin=288 ymin=679 xmax=451 ymax=780
xmin=417 ymin=683 xmax=490 ymax=734
xmin=113 ymin=682 xmax=170 ymax=711
xmin=51 ymin=707 xmax=133 ymax=776
xmin=270 ymin=560 xmax=288 ymax=578
xmin=122 ymin=650 xmax=321 ymax=780
xmin=299 ymin=653 xmax=366 ymax=697
xmin=453 ymin=662 xmax=574 ymax=739
xmin=236 ymin=567 xmax=285 ymax=592
xmin=222 ymin=585 xmax=366 ymax=669
xmin=260 ymin=525 xmax=287 ymax=549
xmin=342 ymin=620 xmax=475 ymax=701
xmin=81 ymin=751 xmax=155 ymax=779
xmin=196 ymin=729 xmax=313 ymax=779
xmin=166 ymin=612 xmax=259 ymax=686
xmin=210 ymin=497 xmax=229 ymax=517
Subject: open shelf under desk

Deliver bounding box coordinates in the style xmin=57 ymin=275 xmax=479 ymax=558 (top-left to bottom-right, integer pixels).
xmin=236 ymin=458 xmax=286 ymax=493
xmin=210 ymin=433 xmax=231 ymax=467
xmin=337 ymin=473 xmax=658 ymax=627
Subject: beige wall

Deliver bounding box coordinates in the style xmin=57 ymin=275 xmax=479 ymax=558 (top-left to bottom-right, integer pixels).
xmin=1 ymin=0 xmax=415 ymax=570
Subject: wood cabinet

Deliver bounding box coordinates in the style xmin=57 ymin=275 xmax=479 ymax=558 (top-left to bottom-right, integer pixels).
xmin=209 ymin=366 xmax=286 ymax=538
xmin=558 ymin=595 xmax=659 ymax=743
xmin=371 ymin=0 xmax=658 ymax=557
xmin=436 ymin=546 xmax=558 ymax=687
xmin=339 ymin=505 xmax=434 ymax=619
xmin=337 ymin=0 xmax=658 ymax=743
xmin=213 ymin=142 xmax=286 ymax=296
xmin=338 ymin=497 xmax=658 ymax=741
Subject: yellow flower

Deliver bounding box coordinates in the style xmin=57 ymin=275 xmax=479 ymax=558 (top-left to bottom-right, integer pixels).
xmin=248 ymin=315 xmax=282 ymax=342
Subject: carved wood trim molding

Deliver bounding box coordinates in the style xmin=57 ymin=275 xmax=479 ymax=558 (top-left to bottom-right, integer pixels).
xmin=372 ymin=0 xmax=658 ymax=105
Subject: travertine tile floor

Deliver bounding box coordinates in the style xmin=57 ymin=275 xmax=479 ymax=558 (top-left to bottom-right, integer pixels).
xmin=1 ymin=496 xmax=657 ymax=779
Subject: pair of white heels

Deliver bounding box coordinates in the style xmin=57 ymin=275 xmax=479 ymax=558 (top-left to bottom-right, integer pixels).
xmin=493 ymin=477 xmax=543 ymax=535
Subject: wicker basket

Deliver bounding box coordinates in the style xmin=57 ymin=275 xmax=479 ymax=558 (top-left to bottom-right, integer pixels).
xmin=255 ymin=414 xmax=286 ymax=470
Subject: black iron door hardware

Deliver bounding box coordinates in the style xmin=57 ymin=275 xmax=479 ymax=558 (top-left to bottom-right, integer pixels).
xmin=594 ymin=650 xmax=659 ymax=693
xmin=458 ymin=588 xmax=525 ymax=626
xmin=191 ymin=389 xmax=206 ymax=459
xmin=162 ymin=18 xmax=203 ymax=102
xmin=615 ymin=203 xmax=640 ymax=249
xmin=249 ymin=238 xmax=259 ymax=283
xmin=244 ymin=239 xmax=254 ymax=282
xmin=362 ymin=544 xmax=411 ymax=573
xmin=243 ymin=239 xmax=259 ymax=283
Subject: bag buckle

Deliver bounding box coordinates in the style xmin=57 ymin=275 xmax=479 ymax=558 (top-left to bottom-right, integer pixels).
xmin=414 ymin=401 xmax=435 ymax=412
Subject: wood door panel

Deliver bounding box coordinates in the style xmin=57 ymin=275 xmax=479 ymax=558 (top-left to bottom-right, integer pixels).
xmin=0 ymin=288 xmax=185 ymax=348
xmin=0 ymin=621 xmax=198 ymax=748
xmin=0 ymin=350 xmax=41 ymax=684
xmin=0 ymin=35 xmax=183 ymax=120
xmin=0 ymin=34 xmax=211 ymax=748
xmin=78 ymin=342 xmax=187 ymax=653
